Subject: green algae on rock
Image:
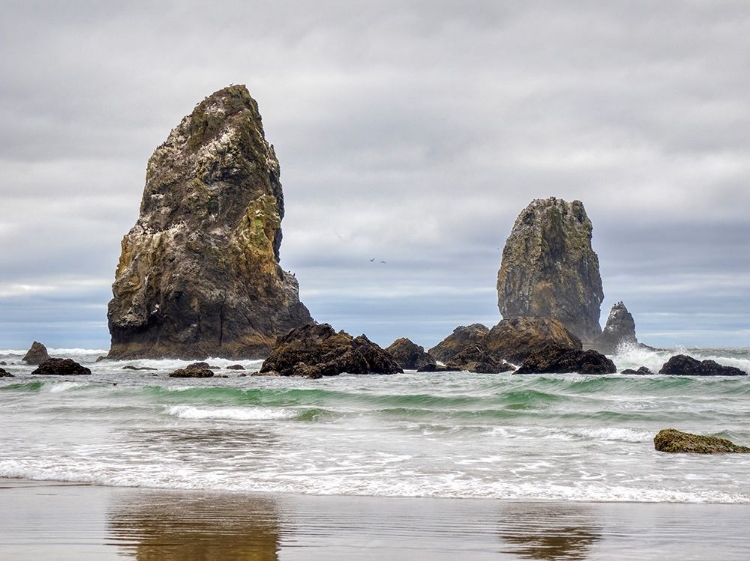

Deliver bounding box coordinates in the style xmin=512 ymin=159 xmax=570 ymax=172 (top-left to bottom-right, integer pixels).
xmin=654 ymin=429 xmax=750 ymax=454
xmin=107 ymin=85 xmax=312 ymax=359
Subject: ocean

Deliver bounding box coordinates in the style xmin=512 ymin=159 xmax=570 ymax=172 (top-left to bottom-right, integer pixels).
xmin=1 ymin=345 xmax=749 ymax=504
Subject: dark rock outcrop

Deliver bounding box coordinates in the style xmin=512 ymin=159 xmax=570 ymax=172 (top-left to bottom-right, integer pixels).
xmin=416 ymin=363 xmax=460 ymax=373
xmin=593 ymin=301 xmax=638 ymax=354
xmin=259 ymin=323 xmax=402 ymax=378
xmin=516 ymin=345 xmax=616 ymax=374
xmin=483 ymin=317 xmax=582 ymax=364
xmin=386 ymin=338 xmax=436 ymax=370
xmin=107 ymin=85 xmax=312 ymax=360
xmin=654 ymin=429 xmax=750 ymax=453
xmin=22 ymin=341 xmax=51 ymax=365
xmin=497 ymin=198 xmax=604 ymax=344
xmin=169 ymin=367 xmax=214 ymax=378
xmin=621 ymin=366 xmax=653 ymax=375
xmin=185 ymin=362 xmax=217 ymax=370
xmin=444 ymin=345 xmax=514 ymax=374
xmin=429 ymin=318 xmax=580 ymax=372
xmin=31 ymin=358 xmax=91 ymax=376
xmin=0 ymin=368 xmax=14 ymax=377
xmin=227 ymin=364 xmax=245 ymax=370
xmin=659 ymin=355 xmax=747 ymax=376
xmin=428 ymin=324 xmax=489 ymax=363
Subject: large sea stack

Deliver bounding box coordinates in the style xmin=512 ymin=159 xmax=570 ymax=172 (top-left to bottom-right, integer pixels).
xmin=497 ymin=198 xmax=604 ymax=344
xmin=107 ymin=85 xmax=312 ymax=359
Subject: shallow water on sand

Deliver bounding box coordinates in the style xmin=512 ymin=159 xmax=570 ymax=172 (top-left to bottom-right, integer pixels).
xmin=1 ymin=480 xmax=749 ymax=561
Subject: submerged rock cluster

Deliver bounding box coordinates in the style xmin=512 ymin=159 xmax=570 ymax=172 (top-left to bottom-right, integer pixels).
xmin=31 ymin=358 xmax=91 ymax=376
xmin=428 ymin=318 xmax=583 ymax=372
xmin=107 ymin=86 xmax=312 ymax=360
xmin=259 ymin=323 xmax=402 ymax=378
xmin=658 ymin=355 xmax=746 ymax=376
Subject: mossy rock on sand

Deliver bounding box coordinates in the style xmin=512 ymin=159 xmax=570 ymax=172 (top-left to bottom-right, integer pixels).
xmin=654 ymin=429 xmax=750 ymax=454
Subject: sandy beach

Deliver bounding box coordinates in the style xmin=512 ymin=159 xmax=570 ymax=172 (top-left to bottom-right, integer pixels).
xmin=1 ymin=478 xmax=749 ymax=560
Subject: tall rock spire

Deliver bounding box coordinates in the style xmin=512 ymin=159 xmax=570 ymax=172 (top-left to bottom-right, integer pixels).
xmin=107 ymin=85 xmax=312 ymax=359
xmin=497 ymin=197 xmax=604 ymax=344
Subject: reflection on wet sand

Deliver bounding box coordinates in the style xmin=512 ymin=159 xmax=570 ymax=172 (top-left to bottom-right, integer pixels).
xmin=108 ymin=490 xmax=281 ymax=561
xmin=498 ymin=503 xmax=601 ymax=560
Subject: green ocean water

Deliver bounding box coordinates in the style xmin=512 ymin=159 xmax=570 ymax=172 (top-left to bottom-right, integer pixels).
xmin=1 ymin=346 xmax=749 ymax=502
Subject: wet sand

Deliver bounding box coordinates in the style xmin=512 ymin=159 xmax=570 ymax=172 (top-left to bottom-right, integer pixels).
xmin=1 ymin=478 xmax=749 ymax=560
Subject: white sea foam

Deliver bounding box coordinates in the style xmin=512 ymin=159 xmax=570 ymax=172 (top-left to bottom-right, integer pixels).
xmin=165 ymin=405 xmax=299 ymax=421
xmin=2 ymin=458 xmax=748 ymax=504
xmin=565 ymin=426 xmax=653 ymax=443
xmin=48 ymin=348 xmax=109 ymax=356
xmin=47 ymin=381 xmax=87 ymax=393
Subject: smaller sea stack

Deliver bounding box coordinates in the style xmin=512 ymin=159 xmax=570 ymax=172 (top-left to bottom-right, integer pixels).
xmin=497 ymin=197 xmax=604 ymax=344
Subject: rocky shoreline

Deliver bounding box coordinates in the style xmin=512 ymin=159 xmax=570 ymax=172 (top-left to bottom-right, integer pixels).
xmin=11 ymin=336 xmax=747 ymax=378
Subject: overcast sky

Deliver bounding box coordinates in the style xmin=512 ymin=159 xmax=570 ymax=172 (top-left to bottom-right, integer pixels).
xmin=1 ymin=0 xmax=749 ymax=351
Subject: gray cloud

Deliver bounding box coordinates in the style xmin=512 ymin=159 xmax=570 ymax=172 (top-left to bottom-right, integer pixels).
xmin=1 ymin=0 xmax=749 ymax=349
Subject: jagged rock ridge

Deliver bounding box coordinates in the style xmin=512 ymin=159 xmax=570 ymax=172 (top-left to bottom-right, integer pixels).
xmin=428 ymin=318 xmax=581 ymax=372
xmin=594 ymin=301 xmax=638 ymax=354
xmin=386 ymin=338 xmax=436 ymax=370
xmin=107 ymin=85 xmax=312 ymax=359
xmin=497 ymin=197 xmax=604 ymax=344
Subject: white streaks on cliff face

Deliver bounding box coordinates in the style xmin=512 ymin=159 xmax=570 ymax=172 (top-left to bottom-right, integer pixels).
xmin=107 ymin=86 xmax=312 ymax=359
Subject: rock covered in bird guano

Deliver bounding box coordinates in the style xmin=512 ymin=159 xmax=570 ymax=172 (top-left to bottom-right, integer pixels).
xmin=593 ymin=301 xmax=638 ymax=354
xmin=428 ymin=324 xmax=490 ymax=363
xmin=658 ymin=355 xmax=747 ymax=376
xmin=515 ymin=344 xmax=616 ymax=375
xmin=31 ymin=358 xmax=91 ymax=375
xmin=482 ymin=317 xmax=582 ymax=364
xmin=497 ymin=198 xmax=604 ymax=344
xmin=654 ymin=429 xmax=750 ymax=453
xmin=259 ymin=323 xmax=402 ymax=378
xmin=386 ymin=338 xmax=436 ymax=370
xmin=22 ymin=341 xmax=51 ymax=365
xmin=107 ymin=85 xmax=312 ymax=359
